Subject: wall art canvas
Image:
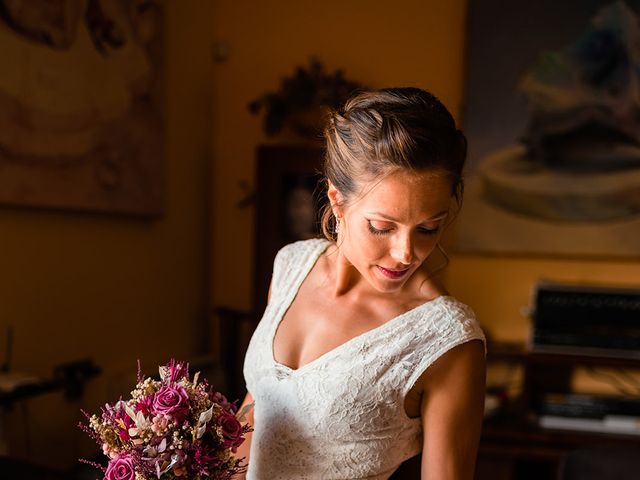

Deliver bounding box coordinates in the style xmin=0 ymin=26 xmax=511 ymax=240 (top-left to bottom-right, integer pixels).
xmin=0 ymin=0 xmax=163 ymax=216
xmin=458 ymin=0 xmax=640 ymax=257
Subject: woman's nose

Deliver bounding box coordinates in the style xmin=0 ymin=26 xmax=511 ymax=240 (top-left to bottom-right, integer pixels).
xmin=390 ymin=234 xmax=413 ymax=265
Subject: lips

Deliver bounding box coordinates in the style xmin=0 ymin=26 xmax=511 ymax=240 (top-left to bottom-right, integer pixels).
xmin=377 ymin=265 xmax=410 ymax=280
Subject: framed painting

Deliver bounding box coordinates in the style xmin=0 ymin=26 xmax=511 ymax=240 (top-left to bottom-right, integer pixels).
xmin=0 ymin=0 xmax=164 ymax=216
xmin=253 ymin=144 xmax=325 ymax=314
xmin=458 ymin=0 xmax=640 ymax=257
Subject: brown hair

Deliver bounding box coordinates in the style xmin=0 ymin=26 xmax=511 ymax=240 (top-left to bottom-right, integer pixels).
xmin=320 ymin=87 xmax=468 ymax=241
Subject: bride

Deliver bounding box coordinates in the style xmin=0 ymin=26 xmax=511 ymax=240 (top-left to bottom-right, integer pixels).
xmin=237 ymin=87 xmax=486 ymax=479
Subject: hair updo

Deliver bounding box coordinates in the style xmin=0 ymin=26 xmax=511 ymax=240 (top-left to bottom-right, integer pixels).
xmin=320 ymin=87 xmax=468 ymax=241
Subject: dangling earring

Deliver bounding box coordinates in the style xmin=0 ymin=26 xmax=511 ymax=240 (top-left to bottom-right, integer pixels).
xmin=334 ymin=216 xmax=341 ymax=235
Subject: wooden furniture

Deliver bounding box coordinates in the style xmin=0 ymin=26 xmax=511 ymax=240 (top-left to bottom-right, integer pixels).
xmin=0 ymin=359 xmax=99 ymax=406
xmin=477 ymin=342 xmax=640 ymax=479
xmin=211 ymin=144 xmax=325 ymax=400
xmin=558 ymin=446 xmax=640 ymax=479
xmin=253 ymin=145 xmax=324 ymax=316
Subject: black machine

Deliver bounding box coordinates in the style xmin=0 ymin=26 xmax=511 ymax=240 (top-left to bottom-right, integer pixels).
xmin=530 ymin=281 xmax=640 ymax=359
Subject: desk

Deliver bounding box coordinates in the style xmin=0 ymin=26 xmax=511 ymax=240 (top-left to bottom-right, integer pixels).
xmin=0 ymin=361 xmax=100 ymax=457
xmin=0 ymin=376 xmax=57 ymax=406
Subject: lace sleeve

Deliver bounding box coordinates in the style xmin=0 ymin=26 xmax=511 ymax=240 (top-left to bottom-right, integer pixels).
xmin=402 ymin=299 xmax=486 ymax=396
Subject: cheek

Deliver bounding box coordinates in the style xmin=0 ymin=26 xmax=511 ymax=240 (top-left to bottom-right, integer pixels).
xmin=346 ymin=227 xmax=387 ymax=262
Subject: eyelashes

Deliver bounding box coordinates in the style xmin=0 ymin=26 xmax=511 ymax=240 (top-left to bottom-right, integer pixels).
xmin=366 ymin=221 xmax=439 ymax=236
xmin=367 ymin=222 xmax=389 ymax=236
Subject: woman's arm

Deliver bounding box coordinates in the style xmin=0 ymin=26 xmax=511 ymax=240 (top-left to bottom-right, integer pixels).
xmin=234 ymin=391 xmax=254 ymax=479
xmin=419 ymin=339 xmax=486 ymax=480
xmin=234 ymin=282 xmax=271 ymax=480
xmin=234 ymin=282 xmax=269 ymax=478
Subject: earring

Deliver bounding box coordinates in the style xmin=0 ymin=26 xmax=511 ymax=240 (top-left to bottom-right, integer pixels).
xmin=334 ymin=217 xmax=341 ymax=235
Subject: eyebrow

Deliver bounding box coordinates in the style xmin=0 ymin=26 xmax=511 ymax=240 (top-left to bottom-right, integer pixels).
xmin=367 ymin=211 xmax=449 ymax=222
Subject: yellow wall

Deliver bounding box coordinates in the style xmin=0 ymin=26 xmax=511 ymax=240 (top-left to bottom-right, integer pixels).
xmin=1 ymin=1 xmax=213 ymax=469
xmin=210 ymin=0 xmax=640 ymax=346
xmin=211 ymin=0 xmax=469 ymax=309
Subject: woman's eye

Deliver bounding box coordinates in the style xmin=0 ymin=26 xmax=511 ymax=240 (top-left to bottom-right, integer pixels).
xmin=419 ymin=226 xmax=440 ymax=235
xmin=367 ymin=221 xmax=391 ymax=236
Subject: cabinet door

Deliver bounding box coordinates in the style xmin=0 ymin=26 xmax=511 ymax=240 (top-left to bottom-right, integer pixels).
xmin=253 ymin=144 xmax=325 ymax=316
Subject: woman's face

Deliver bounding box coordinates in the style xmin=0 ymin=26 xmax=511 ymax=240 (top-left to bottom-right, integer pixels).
xmin=332 ymin=168 xmax=453 ymax=294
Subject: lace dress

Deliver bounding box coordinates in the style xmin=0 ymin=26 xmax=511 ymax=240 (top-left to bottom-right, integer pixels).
xmin=243 ymin=239 xmax=485 ymax=480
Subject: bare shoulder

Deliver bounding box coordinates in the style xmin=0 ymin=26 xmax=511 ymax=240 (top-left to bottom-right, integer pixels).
xmin=422 ymin=339 xmax=485 ymax=390
xmin=436 ymin=338 xmax=485 ymax=366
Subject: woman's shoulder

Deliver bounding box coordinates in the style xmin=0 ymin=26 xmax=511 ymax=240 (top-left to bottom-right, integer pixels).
xmin=410 ymin=295 xmax=485 ymax=350
xmin=271 ymin=238 xmax=331 ymax=292
xmin=275 ymin=237 xmax=330 ymax=261
xmin=400 ymin=295 xmax=486 ymax=397
xmin=273 ymin=238 xmax=330 ymax=272
xmin=437 ymin=295 xmax=477 ymax=322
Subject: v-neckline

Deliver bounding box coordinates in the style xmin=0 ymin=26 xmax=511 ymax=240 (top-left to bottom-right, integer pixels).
xmin=270 ymin=239 xmax=449 ymax=374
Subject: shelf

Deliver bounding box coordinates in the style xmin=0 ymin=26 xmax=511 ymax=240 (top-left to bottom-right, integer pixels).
xmin=481 ymin=418 xmax=640 ymax=462
xmin=487 ymin=341 xmax=640 ymax=368
xmin=484 ymin=419 xmax=640 ymax=444
xmin=487 ymin=341 xmax=529 ymax=362
xmin=480 ymin=341 xmax=640 ymax=478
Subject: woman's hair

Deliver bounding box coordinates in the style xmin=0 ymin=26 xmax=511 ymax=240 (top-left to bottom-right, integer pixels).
xmin=320 ymin=87 xmax=467 ymax=241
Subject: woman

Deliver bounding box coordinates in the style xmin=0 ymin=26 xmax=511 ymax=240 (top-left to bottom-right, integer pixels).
xmin=237 ymin=87 xmax=486 ymax=479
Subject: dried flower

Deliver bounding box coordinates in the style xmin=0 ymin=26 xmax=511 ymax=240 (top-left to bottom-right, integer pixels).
xmin=248 ymin=57 xmax=364 ymax=137
xmin=80 ymin=360 xmax=251 ymax=480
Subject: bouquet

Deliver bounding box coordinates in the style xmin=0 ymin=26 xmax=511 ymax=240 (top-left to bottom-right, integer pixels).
xmin=80 ymin=359 xmax=252 ymax=480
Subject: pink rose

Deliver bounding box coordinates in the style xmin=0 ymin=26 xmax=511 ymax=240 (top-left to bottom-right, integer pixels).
xmin=152 ymin=385 xmax=189 ymax=420
xmin=218 ymin=411 xmax=244 ymax=450
xmin=105 ymin=454 xmax=135 ymax=480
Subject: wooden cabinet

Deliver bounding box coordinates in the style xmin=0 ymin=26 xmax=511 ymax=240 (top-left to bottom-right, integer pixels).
xmin=253 ymin=144 xmax=325 ymax=316
xmin=477 ymin=342 xmax=640 ymax=479
xmin=215 ymin=145 xmax=325 ymax=399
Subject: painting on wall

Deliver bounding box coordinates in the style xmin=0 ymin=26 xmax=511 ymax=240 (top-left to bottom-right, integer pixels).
xmin=0 ymin=0 xmax=163 ymax=216
xmin=458 ymin=0 xmax=640 ymax=257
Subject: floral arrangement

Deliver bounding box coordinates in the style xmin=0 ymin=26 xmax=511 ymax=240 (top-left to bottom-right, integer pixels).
xmin=80 ymin=360 xmax=252 ymax=480
xmin=248 ymin=57 xmax=364 ymax=138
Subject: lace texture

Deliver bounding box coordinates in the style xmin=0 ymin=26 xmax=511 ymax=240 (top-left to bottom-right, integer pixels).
xmin=243 ymin=239 xmax=485 ymax=480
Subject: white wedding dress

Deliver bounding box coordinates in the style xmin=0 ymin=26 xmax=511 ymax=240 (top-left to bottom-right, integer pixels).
xmin=243 ymin=239 xmax=485 ymax=479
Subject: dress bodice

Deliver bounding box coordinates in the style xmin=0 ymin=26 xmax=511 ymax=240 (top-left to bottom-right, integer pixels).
xmin=243 ymin=239 xmax=485 ymax=480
